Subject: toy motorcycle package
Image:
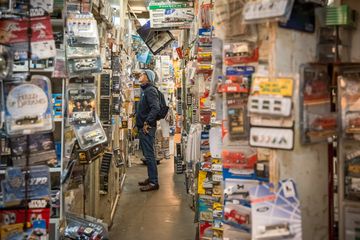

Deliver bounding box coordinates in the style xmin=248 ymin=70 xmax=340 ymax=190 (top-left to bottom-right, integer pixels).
xmin=73 ymin=117 xmax=107 ymax=150
xmin=4 ymin=75 xmax=53 ymax=136
xmin=67 ymin=83 xmax=96 ymax=125
xmin=338 ymin=68 xmax=360 ymax=140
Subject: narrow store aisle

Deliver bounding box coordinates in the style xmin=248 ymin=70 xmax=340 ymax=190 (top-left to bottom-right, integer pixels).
xmin=109 ymin=155 xmax=196 ymax=240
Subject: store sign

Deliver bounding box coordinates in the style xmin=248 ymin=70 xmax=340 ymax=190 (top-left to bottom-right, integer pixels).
xmin=149 ymin=2 xmax=194 ymax=29
xmin=251 ymin=77 xmax=294 ymax=97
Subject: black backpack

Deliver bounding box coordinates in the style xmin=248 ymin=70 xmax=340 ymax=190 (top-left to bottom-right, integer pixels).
xmin=154 ymin=87 xmax=169 ymax=120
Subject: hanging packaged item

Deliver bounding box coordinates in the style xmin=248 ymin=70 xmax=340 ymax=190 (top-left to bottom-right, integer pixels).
xmin=300 ymin=64 xmax=336 ymax=144
xmin=2 ymin=165 xmax=50 ymax=207
xmin=213 ymin=0 xmax=249 ymax=40
xmin=345 ymin=150 xmax=360 ymax=201
xmin=223 ymin=42 xmax=259 ymax=66
xmin=223 ymin=178 xmax=258 ymax=235
xmin=249 ymin=179 xmax=303 ymax=240
xmin=338 ymin=68 xmax=360 ymax=140
xmin=243 ymin=0 xmax=295 ymax=24
xmin=66 ymin=14 xmax=102 ymax=75
xmin=4 ymin=75 xmax=53 ymax=136
xmin=0 ymin=16 xmax=56 ymax=60
xmin=279 ymin=1 xmax=316 ymax=33
xmin=222 ymin=147 xmax=257 ymax=178
xmin=0 ymin=44 xmax=13 ymax=80
xmin=67 ymin=78 xmax=96 ymax=125
xmin=73 ymin=117 xmax=107 ymax=150
xmin=66 ymin=0 xmax=91 ymax=13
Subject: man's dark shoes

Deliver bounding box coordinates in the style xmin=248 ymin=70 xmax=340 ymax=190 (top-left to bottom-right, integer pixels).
xmin=138 ymin=179 xmax=150 ymax=186
xmin=140 ymin=184 xmax=160 ymax=192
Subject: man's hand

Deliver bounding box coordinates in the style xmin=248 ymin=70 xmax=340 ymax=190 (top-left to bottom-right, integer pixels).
xmin=143 ymin=122 xmax=151 ymax=134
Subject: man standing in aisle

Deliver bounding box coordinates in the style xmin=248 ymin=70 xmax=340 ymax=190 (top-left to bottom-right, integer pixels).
xmin=136 ymin=69 xmax=161 ymax=191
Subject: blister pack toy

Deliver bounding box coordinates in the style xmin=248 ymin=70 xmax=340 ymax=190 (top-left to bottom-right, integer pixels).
xmin=223 ymin=42 xmax=259 ymax=66
xmin=300 ymin=64 xmax=335 ymax=143
xmin=0 ymin=16 xmax=56 ymax=60
xmin=4 ymin=75 xmax=53 ymax=136
xmin=2 ymin=165 xmax=50 ymax=207
xmin=338 ymin=68 xmax=360 ymax=140
xmin=73 ymin=117 xmax=107 ymax=150
xmin=222 ymin=147 xmax=257 ymax=175
xmin=67 ymin=84 xmax=96 ymax=126
xmin=243 ymin=0 xmax=295 ymax=24
xmin=345 ymin=150 xmax=360 ymax=201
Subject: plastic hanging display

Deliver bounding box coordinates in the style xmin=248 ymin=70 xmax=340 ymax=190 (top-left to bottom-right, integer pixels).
xmin=4 ymin=75 xmax=54 ymax=136
xmin=345 ymin=150 xmax=360 ymax=201
xmin=299 ymin=64 xmax=335 ymax=144
xmin=243 ymin=0 xmax=295 ymax=24
xmin=338 ymin=67 xmax=360 ymax=140
xmin=67 ymin=85 xmax=96 ymax=125
xmin=73 ymin=116 xmax=107 ymax=150
xmin=0 ymin=16 xmax=56 ymax=60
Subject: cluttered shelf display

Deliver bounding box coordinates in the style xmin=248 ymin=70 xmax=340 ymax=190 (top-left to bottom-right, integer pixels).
xmin=0 ymin=0 xmax=132 ymax=238
xmin=173 ymin=0 xmax=360 ymax=240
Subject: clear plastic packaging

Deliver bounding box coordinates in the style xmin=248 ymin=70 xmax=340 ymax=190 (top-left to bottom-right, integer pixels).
xmin=243 ymin=0 xmax=295 ymax=24
xmin=73 ymin=117 xmax=107 ymax=150
xmin=4 ymin=75 xmax=53 ymax=136
xmin=300 ymin=64 xmax=335 ymax=144
xmin=67 ymin=85 xmax=96 ymax=125
xmin=338 ymin=68 xmax=360 ymax=140
xmin=223 ymin=42 xmax=259 ymax=66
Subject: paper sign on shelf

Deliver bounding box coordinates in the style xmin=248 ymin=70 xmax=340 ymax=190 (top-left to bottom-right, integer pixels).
xmin=251 ymin=77 xmax=294 ymax=97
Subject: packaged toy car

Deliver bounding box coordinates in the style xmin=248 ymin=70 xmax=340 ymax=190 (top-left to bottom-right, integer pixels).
xmin=67 ymin=86 xmax=96 ymax=125
xmin=223 ymin=42 xmax=259 ymax=66
xmin=68 ymin=57 xmax=102 ymax=75
xmin=338 ymin=68 xmax=360 ymax=140
xmin=73 ymin=117 xmax=107 ymax=150
xmin=4 ymin=75 xmax=53 ymax=136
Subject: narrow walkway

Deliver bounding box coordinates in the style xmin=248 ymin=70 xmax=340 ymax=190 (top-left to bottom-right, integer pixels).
xmin=109 ymin=156 xmax=196 ymax=240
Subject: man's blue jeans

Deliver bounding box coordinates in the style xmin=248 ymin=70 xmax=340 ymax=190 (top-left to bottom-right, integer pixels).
xmin=139 ymin=127 xmax=158 ymax=185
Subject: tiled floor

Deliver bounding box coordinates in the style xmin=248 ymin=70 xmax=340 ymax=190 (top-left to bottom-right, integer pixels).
xmin=109 ymin=155 xmax=196 ymax=240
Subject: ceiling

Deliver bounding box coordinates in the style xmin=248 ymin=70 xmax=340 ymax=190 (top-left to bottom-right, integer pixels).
xmin=128 ymin=0 xmax=149 ymax=19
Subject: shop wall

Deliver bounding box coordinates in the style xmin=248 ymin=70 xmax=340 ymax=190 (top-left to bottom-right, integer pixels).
xmin=274 ymin=26 xmax=329 ymax=240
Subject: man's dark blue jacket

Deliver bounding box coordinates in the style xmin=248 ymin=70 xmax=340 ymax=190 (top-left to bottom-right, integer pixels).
xmin=136 ymin=83 xmax=160 ymax=128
